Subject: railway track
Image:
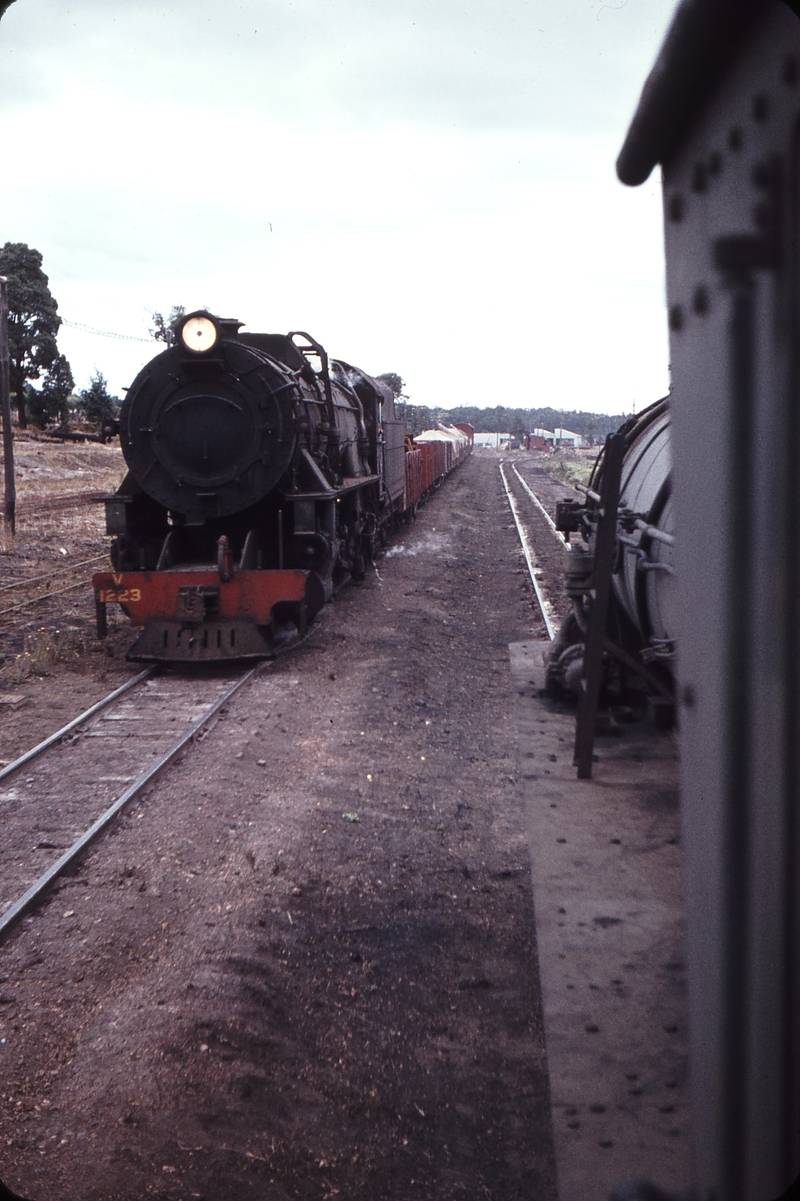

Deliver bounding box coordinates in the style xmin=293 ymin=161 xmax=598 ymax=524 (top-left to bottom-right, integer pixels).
xmin=0 ymin=458 xmax=566 ymax=943
xmin=16 ymin=489 xmax=108 ymax=517
xmin=499 ymin=458 xmax=573 ymax=639
xmin=0 ymin=664 xmax=260 ymax=938
xmin=0 ymin=554 xmax=108 ymax=619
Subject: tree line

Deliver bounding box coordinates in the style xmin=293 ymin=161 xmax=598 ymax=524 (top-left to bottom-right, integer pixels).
xmin=443 ymin=405 xmax=628 ymax=442
xmin=0 ymin=241 xmax=119 ymax=434
xmin=375 ymin=380 xmax=630 ymax=444
xmin=1 ymin=244 xmax=632 ymax=444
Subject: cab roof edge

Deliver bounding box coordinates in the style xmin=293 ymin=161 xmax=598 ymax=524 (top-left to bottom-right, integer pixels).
xmin=616 ymin=0 xmax=772 ymax=187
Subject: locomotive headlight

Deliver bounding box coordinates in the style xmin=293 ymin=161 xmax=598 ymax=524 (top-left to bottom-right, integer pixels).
xmin=181 ymin=315 xmax=218 ymax=353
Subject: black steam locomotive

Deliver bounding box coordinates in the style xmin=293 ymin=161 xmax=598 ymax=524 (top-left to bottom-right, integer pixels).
xmin=546 ymin=395 xmax=675 ymax=709
xmin=93 ymin=311 xmax=408 ymax=660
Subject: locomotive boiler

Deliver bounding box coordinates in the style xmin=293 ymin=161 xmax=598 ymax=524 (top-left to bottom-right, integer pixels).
xmin=93 ymin=311 xmax=407 ymax=660
xmin=546 ymin=396 xmax=676 ymax=707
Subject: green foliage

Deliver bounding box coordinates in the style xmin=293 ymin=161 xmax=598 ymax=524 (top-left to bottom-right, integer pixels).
xmin=28 ymin=354 xmax=74 ymax=430
xmin=0 ymin=242 xmax=61 ymax=428
xmin=399 ymin=404 xmax=434 ymax=435
xmin=545 ymin=456 xmax=596 ymax=489
xmin=444 ymin=405 xmax=628 ymax=440
xmin=149 ymin=305 xmax=186 ymax=345
xmin=79 ymin=370 xmax=119 ymax=428
xmin=394 ymin=400 xmax=628 ymax=439
xmin=376 ymin=372 xmax=404 ymax=397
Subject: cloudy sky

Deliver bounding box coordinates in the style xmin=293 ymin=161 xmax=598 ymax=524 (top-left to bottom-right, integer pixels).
xmin=0 ymin=0 xmax=677 ymax=414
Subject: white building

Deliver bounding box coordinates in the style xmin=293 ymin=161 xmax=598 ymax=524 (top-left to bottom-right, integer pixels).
xmin=553 ymin=427 xmax=584 ymax=448
xmin=473 ymin=432 xmax=510 ymax=447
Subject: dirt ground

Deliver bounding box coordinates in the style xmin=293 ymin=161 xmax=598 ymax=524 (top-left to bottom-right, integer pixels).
xmin=0 ymin=447 xmax=560 ymax=1201
xmin=0 ymin=435 xmax=131 ymax=686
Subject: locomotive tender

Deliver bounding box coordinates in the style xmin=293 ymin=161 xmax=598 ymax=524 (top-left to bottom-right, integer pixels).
xmin=92 ymin=311 xmax=471 ymax=660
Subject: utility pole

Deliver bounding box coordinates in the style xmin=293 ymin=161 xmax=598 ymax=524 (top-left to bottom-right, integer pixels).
xmin=0 ymin=275 xmax=15 ymax=537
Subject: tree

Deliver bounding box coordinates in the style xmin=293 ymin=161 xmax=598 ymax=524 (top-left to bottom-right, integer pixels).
xmin=402 ymin=404 xmax=433 ymax=436
xmin=510 ymin=415 xmax=527 ymax=443
xmin=79 ymin=370 xmax=119 ymax=429
xmin=28 ymin=354 xmax=74 ymax=430
xmin=376 ymin=372 xmax=404 ymax=397
xmin=149 ymin=305 xmax=186 ymax=345
xmin=0 ymin=243 xmax=61 ymax=428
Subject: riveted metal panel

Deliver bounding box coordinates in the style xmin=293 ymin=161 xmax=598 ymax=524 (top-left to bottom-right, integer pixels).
xmin=661 ymin=6 xmax=800 ymax=1199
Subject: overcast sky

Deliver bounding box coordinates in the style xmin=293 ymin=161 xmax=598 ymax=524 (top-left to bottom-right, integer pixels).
xmin=0 ymin=0 xmax=678 ymax=414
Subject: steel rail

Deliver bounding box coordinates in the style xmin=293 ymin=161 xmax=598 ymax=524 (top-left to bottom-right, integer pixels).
xmin=17 ymin=491 xmax=107 ymax=516
xmin=0 ymin=554 xmax=107 ymax=596
xmin=0 ymin=667 xmax=155 ymax=784
xmin=499 ymin=463 xmax=556 ymax=640
xmin=0 ymin=664 xmax=261 ymax=939
xmin=511 ymin=464 xmax=570 ymax=547
xmin=0 ymin=575 xmax=100 ymax=616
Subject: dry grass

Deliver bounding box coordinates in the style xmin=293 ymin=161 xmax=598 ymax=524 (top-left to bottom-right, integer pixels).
xmin=541 ymin=448 xmax=598 ymax=490
xmin=3 ymin=626 xmax=89 ymax=683
xmin=1 ymin=436 xmax=126 ymax=668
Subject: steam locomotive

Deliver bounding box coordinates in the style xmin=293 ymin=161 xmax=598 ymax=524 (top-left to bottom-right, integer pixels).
xmin=546 ymin=396 xmax=675 ymax=708
xmin=92 ymin=311 xmax=472 ymax=660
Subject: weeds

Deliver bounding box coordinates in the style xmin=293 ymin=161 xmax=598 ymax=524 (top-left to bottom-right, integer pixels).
xmin=543 ymin=455 xmax=595 ymax=490
xmin=3 ymin=627 xmax=86 ymax=682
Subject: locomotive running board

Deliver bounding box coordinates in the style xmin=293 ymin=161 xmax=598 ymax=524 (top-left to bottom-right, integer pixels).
xmin=284 ymin=473 xmax=380 ymax=501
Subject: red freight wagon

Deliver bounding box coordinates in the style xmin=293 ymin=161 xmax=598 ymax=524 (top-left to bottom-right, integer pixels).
xmin=419 ymin=442 xmax=435 ymax=492
xmin=402 ymin=423 xmax=473 ymax=514
xmin=403 ymin=448 xmax=423 ymax=510
xmin=432 ymin=441 xmax=447 ymax=481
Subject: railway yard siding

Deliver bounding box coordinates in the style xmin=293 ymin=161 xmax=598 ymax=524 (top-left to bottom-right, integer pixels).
xmin=0 ymin=452 xmax=558 ymax=1201
xmin=0 ymin=442 xmax=690 ymax=1200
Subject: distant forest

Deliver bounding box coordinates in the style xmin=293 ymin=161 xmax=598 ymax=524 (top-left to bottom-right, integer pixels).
xmin=396 ymin=403 xmax=631 ymax=444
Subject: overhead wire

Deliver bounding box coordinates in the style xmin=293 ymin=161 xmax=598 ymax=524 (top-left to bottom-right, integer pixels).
xmin=60 ymin=318 xmax=156 ymax=344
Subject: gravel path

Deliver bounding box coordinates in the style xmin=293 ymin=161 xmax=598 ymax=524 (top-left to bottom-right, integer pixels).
xmin=0 ymin=452 xmax=558 ymax=1201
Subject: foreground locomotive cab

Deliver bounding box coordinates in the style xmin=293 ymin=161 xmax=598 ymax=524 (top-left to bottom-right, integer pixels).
xmin=546 ymin=396 xmax=675 ymax=712
xmin=93 ymin=312 xmax=472 ymax=661
xmin=614 ymin=3 xmax=800 ymax=1198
